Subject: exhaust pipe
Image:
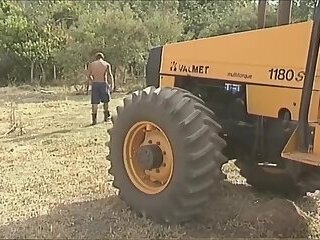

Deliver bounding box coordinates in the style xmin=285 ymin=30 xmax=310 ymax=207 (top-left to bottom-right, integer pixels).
xmin=298 ymin=1 xmax=320 ymax=152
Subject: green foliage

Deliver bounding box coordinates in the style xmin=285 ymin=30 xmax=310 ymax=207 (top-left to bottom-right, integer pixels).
xmin=0 ymin=0 xmax=315 ymax=87
xmin=0 ymin=1 xmax=68 ymax=84
xmin=292 ymin=0 xmax=317 ymax=22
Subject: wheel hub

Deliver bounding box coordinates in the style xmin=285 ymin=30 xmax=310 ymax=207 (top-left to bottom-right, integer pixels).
xmin=123 ymin=121 xmax=174 ymax=194
xmin=137 ymin=144 xmax=163 ymax=170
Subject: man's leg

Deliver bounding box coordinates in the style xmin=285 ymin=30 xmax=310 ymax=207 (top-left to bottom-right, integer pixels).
xmin=103 ymin=102 xmax=110 ymax=122
xmin=100 ymin=83 xmax=111 ymax=122
xmin=91 ymin=104 xmax=98 ymax=125
xmin=91 ymin=83 xmax=100 ymax=125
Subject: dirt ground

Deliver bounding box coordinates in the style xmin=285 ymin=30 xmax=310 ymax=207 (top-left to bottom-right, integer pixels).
xmin=1 ymin=86 xmax=320 ymax=239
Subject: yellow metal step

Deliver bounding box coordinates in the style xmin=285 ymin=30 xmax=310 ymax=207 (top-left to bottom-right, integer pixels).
xmin=282 ymin=151 xmax=320 ymax=166
xmin=281 ymin=123 xmax=320 ymax=166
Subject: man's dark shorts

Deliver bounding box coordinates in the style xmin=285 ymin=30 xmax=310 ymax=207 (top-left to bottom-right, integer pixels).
xmin=91 ymin=82 xmax=110 ymax=104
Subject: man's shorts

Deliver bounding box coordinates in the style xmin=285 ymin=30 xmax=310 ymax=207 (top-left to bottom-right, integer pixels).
xmin=91 ymin=82 xmax=110 ymax=104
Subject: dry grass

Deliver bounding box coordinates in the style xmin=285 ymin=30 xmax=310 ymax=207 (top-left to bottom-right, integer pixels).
xmin=0 ymin=86 xmax=320 ymax=239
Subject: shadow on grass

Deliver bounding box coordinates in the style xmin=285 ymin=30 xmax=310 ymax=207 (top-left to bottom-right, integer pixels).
xmin=1 ymin=91 xmax=90 ymax=105
xmin=185 ymin=182 xmax=314 ymax=238
xmin=0 ymin=181 xmax=316 ymax=239
xmin=3 ymin=129 xmax=72 ymax=143
xmin=1 ymin=90 xmax=126 ymax=105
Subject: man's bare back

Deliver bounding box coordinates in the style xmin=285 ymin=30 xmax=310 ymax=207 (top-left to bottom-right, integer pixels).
xmin=87 ymin=59 xmax=112 ymax=84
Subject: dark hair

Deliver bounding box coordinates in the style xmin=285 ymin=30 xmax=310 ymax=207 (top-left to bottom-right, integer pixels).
xmin=94 ymin=52 xmax=104 ymax=60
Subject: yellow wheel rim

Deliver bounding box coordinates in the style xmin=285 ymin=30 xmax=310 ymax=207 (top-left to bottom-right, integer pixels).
xmin=123 ymin=121 xmax=174 ymax=194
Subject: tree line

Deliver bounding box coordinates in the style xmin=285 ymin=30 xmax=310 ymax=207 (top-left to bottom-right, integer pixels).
xmin=0 ymin=0 xmax=317 ymax=89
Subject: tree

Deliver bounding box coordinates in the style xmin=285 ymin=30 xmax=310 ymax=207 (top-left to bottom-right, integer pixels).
xmin=292 ymin=0 xmax=318 ymax=22
xmin=0 ymin=1 xmax=67 ymax=85
xmin=0 ymin=0 xmax=315 ymax=87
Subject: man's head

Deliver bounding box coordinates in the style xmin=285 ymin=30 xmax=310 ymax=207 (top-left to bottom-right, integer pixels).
xmin=94 ymin=52 xmax=104 ymax=60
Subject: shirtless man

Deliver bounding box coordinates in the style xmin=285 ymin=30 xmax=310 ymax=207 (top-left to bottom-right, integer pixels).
xmin=86 ymin=52 xmax=114 ymax=125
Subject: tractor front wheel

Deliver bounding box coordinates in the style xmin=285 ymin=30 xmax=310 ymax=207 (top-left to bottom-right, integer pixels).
xmin=108 ymin=86 xmax=227 ymax=223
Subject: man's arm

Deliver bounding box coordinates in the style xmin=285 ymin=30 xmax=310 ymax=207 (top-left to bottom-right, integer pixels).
xmin=85 ymin=63 xmax=93 ymax=84
xmin=106 ymin=63 xmax=114 ymax=91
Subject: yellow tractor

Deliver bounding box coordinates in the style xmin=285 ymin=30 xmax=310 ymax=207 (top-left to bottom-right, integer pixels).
xmin=107 ymin=0 xmax=320 ymax=223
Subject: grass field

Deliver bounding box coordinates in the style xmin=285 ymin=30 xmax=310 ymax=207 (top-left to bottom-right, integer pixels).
xmin=0 ymin=86 xmax=320 ymax=239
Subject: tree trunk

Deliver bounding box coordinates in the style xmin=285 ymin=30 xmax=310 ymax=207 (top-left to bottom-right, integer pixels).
xmin=113 ymin=66 xmax=117 ymax=90
xmin=122 ymin=67 xmax=126 ymax=85
xmin=257 ymin=0 xmax=267 ymax=29
xmin=53 ymin=65 xmax=57 ymax=81
xmin=30 ymin=61 xmax=35 ymax=84
xmin=277 ymin=0 xmax=292 ymax=26
xmin=313 ymin=0 xmax=318 ymax=19
xmin=39 ymin=62 xmax=46 ymax=84
xmin=142 ymin=64 xmax=146 ymax=87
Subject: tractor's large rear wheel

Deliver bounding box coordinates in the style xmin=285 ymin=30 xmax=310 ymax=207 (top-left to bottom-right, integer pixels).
xmin=107 ymin=86 xmax=227 ymax=223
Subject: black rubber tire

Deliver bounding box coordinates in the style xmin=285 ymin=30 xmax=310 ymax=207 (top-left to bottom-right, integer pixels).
xmin=107 ymin=86 xmax=227 ymax=223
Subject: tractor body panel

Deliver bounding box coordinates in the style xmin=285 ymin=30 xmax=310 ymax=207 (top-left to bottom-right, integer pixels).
xmin=146 ymin=19 xmax=320 ymax=168
xmin=160 ymin=21 xmax=319 ymax=91
xmin=246 ymin=85 xmax=320 ymax=122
